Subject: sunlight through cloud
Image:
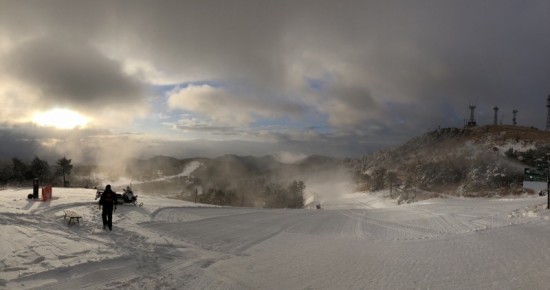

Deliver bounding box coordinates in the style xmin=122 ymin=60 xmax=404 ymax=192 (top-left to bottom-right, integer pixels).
xmin=32 ymin=108 xmax=90 ymax=129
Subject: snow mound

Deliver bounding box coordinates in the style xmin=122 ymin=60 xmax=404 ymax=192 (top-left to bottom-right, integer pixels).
xmin=509 ymin=202 xmax=550 ymax=219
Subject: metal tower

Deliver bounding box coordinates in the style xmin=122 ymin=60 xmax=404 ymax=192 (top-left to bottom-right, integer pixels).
xmin=547 ymin=96 xmax=550 ymax=131
xmin=512 ymin=110 xmax=518 ymax=125
xmin=467 ymin=105 xmax=477 ymax=127
xmin=493 ymin=106 xmax=499 ymax=125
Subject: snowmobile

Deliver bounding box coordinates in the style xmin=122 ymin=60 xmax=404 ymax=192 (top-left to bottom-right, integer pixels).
xmin=95 ymin=186 xmax=143 ymax=207
xmin=119 ymin=186 xmax=142 ymax=206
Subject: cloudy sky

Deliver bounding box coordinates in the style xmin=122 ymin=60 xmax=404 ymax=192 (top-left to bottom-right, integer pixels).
xmin=0 ymin=0 xmax=549 ymax=163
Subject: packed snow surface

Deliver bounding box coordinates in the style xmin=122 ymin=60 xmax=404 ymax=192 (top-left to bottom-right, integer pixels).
xmin=2 ymin=187 xmax=550 ymax=289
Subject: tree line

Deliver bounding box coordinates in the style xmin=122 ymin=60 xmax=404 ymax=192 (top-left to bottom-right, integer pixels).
xmin=0 ymin=156 xmax=73 ymax=187
xmin=354 ymin=151 xmax=524 ymax=201
xmin=193 ymin=179 xmax=306 ymax=208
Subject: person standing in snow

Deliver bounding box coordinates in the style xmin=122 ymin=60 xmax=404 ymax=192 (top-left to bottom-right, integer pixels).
xmin=99 ymin=184 xmax=117 ymax=230
xmin=123 ymin=185 xmax=134 ymax=202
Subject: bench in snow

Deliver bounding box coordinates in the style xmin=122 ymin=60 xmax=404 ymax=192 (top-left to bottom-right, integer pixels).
xmin=63 ymin=210 xmax=82 ymax=225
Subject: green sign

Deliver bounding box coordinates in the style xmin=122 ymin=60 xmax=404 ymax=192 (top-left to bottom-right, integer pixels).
xmin=524 ymin=168 xmax=547 ymax=182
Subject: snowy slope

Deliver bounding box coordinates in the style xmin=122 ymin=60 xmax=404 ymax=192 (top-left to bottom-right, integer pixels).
xmin=92 ymin=160 xmax=202 ymax=187
xmin=2 ymin=187 xmax=550 ymax=289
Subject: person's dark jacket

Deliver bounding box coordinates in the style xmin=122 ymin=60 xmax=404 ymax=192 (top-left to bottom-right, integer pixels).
xmin=99 ymin=187 xmax=117 ymax=210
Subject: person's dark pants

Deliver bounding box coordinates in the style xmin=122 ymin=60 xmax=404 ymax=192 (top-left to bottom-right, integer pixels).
xmin=102 ymin=206 xmax=113 ymax=230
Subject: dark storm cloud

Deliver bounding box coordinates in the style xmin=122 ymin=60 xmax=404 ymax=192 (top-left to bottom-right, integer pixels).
xmin=284 ymin=1 xmax=550 ymax=131
xmin=359 ymin=1 xmax=550 ymax=129
xmin=315 ymin=78 xmax=378 ymax=127
xmin=107 ymin=0 xmax=288 ymax=83
xmin=0 ymin=130 xmax=40 ymax=161
xmin=2 ymin=36 xmax=146 ymax=111
xmin=0 ymin=0 xmax=549 ymax=159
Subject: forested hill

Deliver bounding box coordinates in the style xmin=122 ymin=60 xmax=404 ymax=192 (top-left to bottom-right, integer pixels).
xmin=350 ymin=125 xmax=550 ymax=201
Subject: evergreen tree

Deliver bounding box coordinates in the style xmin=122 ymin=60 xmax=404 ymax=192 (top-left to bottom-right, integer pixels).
xmin=288 ymin=180 xmax=305 ymax=208
xmin=56 ymin=156 xmax=73 ymax=187
xmin=0 ymin=160 xmax=13 ymax=185
xmin=31 ymin=156 xmax=50 ymax=183
xmin=12 ymin=158 xmax=29 ymax=183
xmin=263 ymin=183 xmax=287 ymax=208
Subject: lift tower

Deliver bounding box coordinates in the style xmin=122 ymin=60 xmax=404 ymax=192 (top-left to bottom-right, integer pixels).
xmin=467 ymin=105 xmax=477 ymax=127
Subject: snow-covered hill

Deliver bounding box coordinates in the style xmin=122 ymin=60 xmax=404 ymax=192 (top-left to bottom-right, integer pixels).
xmin=353 ymin=125 xmax=550 ymax=197
xmin=2 ymin=187 xmax=550 ymax=289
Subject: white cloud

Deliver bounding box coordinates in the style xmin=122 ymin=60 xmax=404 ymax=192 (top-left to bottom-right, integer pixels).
xmin=121 ymin=58 xmax=183 ymax=85
xmin=167 ymin=84 xmax=305 ymax=127
xmin=168 ymin=85 xmax=251 ymax=125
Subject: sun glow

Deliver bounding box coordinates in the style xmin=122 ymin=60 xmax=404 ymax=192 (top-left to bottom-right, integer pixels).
xmin=32 ymin=108 xmax=90 ymax=129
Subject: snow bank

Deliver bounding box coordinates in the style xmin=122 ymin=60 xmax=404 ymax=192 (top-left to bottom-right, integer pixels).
xmin=2 ymin=187 xmax=550 ymax=289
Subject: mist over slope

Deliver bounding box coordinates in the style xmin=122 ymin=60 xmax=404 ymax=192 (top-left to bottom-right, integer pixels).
xmin=70 ymin=125 xmax=550 ymax=207
xmin=351 ymin=125 xmax=548 ymax=200
xmin=81 ymin=154 xmax=347 ymax=208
